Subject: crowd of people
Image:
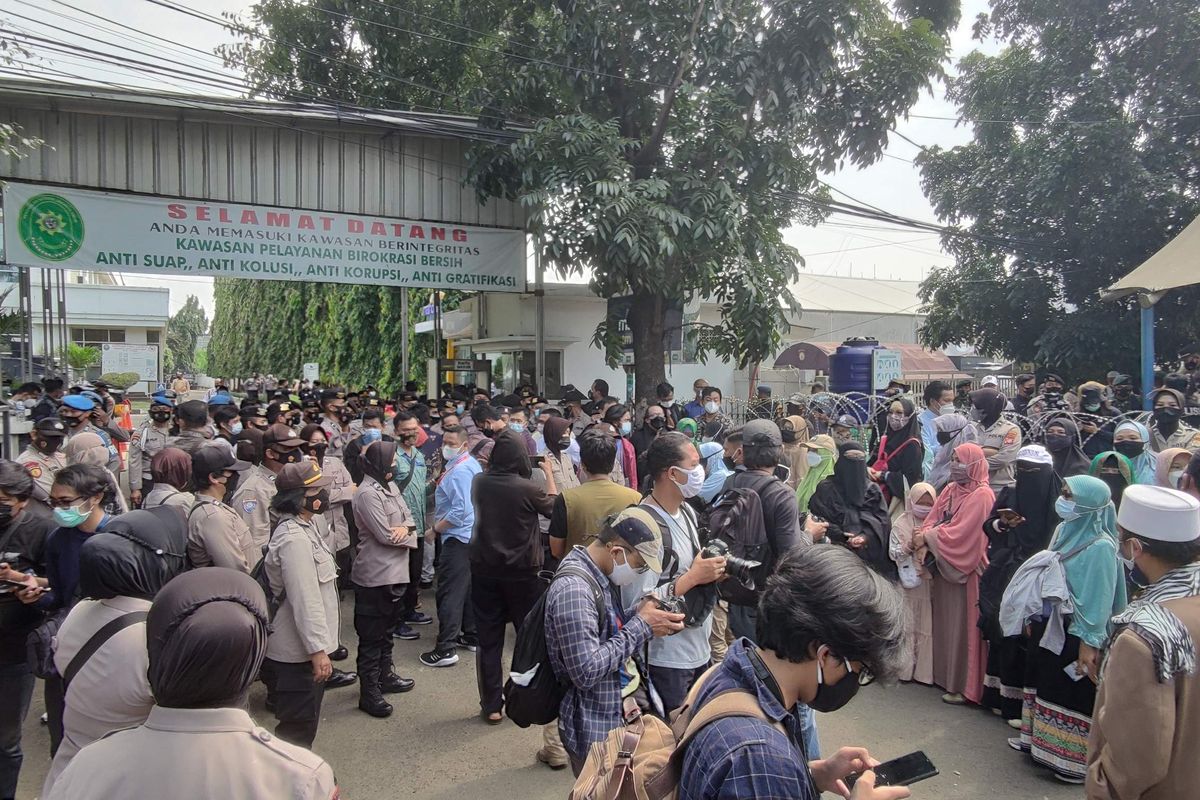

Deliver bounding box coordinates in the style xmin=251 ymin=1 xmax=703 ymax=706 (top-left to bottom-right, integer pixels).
xmin=0 ymin=366 xmax=1197 ymax=799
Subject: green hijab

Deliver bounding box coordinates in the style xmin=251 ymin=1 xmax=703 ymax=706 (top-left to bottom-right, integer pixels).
xmin=795 ymin=434 xmax=838 ymax=513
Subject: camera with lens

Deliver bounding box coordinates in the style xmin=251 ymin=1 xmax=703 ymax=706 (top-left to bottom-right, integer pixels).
xmin=651 ymin=593 xmax=686 ymax=616
xmin=703 ymin=539 xmax=763 ymax=590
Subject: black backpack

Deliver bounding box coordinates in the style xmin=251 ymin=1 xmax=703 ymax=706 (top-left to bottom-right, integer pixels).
xmin=505 ymin=563 xmax=606 ymax=728
xmin=707 ymin=484 xmax=771 ymax=607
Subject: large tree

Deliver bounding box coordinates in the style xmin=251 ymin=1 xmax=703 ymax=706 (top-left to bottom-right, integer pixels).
xmin=165 ymin=294 xmax=209 ymax=374
xmin=226 ymin=0 xmax=958 ymax=399
xmin=916 ymin=0 xmax=1200 ymax=380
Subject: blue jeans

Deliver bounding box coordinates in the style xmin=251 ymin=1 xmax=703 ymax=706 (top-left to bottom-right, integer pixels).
xmin=0 ymin=661 xmax=34 ymax=800
xmin=728 ymin=602 xmax=821 ymax=760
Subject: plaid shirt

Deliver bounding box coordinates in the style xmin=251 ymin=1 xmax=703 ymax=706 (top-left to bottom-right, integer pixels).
xmin=545 ymin=548 xmax=652 ymax=762
xmin=679 ymin=639 xmax=817 ymax=800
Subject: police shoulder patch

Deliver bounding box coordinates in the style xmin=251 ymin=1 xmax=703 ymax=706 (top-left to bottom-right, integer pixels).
xmin=1003 ymin=427 xmax=1020 ymax=447
xmin=22 ymin=462 xmax=41 ymax=479
xmin=242 ymin=498 xmax=259 ymax=514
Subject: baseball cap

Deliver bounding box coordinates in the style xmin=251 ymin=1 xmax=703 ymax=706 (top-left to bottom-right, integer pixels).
xmin=276 ymin=461 xmax=332 ymax=491
xmin=981 ymin=375 xmax=999 ymax=387
xmin=264 ymin=423 xmax=305 ymax=448
xmin=319 ymin=389 xmax=345 ymax=403
xmin=835 ymin=414 xmax=859 ymax=428
xmin=192 ymin=444 xmax=250 ymax=478
xmin=1117 ymin=485 xmax=1200 ymax=543
xmin=742 ymin=419 xmax=782 ymax=447
xmin=559 ymin=384 xmax=586 ymax=403
xmin=61 ymin=394 xmax=95 ymax=411
xmin=33 ymin=418 xmax=68 ymax=438
xmin=605 ymin=507 xmax=663 ymax=573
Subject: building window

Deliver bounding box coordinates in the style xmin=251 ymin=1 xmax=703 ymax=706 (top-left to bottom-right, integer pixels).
xmin=71 ymin=328 xmax=126 ymax=346
xmin=475 ymin=350 xmax=562 ymax=396
xmin=146 ymin=330 xmax=161 ymax=344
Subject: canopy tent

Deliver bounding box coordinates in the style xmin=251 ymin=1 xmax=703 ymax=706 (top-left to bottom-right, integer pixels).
xmin=1101 ymin=213 xmax=1200 ymax=409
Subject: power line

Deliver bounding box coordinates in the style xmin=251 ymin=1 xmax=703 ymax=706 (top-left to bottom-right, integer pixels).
xmin=908 ymin=110 xmax=1200 ymax=126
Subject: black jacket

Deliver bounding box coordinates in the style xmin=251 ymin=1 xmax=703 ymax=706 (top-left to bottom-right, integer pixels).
xmin=0 ymin=503 xmax=55 ymax=666
xmin=468 ymin=431 xmax=555 ymax=579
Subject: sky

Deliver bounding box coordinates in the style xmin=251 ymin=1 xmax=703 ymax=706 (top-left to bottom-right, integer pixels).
xmin=5 ymin=0 xmax=996 ymax=317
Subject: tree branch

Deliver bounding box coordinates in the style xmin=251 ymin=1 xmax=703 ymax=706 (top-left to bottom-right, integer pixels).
xmin=631 ymin=0 xmax=707 ymax=167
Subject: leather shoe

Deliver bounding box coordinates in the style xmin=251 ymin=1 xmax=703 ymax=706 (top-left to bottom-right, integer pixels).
xmin=381 ymin=673 xmax=416 ymax=694
xmin=358 ymin=693 xmax=393 ymax=718
xmin=326 ymin=668 xmax=357 ymax=689
xmin=329 ymin=646 xmax=349 ymax=662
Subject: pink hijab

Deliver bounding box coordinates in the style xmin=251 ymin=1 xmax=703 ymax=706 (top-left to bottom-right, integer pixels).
xmin=921 ymin=442 xmax=993 ymax=576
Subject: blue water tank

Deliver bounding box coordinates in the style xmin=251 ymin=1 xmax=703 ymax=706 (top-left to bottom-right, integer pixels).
xmin=829 ymin=337 xmax=882 ymax=396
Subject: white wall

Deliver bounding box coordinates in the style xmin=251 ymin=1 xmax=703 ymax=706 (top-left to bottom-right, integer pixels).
xmin=797 ymin=310 xmax=925 ymax=344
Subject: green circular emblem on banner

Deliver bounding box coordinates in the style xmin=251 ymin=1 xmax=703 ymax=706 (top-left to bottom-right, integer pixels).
xmin=17 ymin=193 xmax=85 ymax=261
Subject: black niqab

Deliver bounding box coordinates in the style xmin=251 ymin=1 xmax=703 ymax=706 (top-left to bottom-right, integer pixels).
xmin=78 ymin=508 xmax=189 ymax=600
xmin=146 ymin=568 xmax=268 ymax=709
xmin=834 ymin=441 xmax=868 ymax=506
xmin=1010 ymin=461 xmax=1061 ymax=555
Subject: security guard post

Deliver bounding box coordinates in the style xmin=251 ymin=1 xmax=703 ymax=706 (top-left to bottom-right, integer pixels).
xmin=128 ymin=392 xmax=175 ymax=508
xmin=17 ymin=418 xmax=69 ymax=505
xmin=186 ymin=446 xmax=258 ymax=573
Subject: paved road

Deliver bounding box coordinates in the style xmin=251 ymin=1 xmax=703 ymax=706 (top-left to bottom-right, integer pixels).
xmin=19 ymin=591 xmax=1082 ymax=799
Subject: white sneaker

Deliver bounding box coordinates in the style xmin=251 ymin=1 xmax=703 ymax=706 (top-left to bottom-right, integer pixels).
xmin=1008 ymin=718 xmax=1022 ymax=730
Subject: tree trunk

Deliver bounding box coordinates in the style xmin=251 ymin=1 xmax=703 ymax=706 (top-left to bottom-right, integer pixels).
xmin=627 ymin=289 xmax=666 ymax=403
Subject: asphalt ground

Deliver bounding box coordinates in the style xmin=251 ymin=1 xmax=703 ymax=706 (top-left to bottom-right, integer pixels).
xmin=17 ymin=588 xmax=1083 ymax=799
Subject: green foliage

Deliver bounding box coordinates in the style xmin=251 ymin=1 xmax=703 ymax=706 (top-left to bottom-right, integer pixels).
xmin=193 ymin=346 xmax=208 ymax=375
xmin=226 ymin=0 xmax=956 ymax=398
xmin=166 ymin=295 xmax=209 ymax=374
xmin=62 ymin=343 xmax=99 ymax=380
xmin=917 ymin=0 xmax=1200 ymax=379
xmin=99 ymin=371 xmax=141 ymax=390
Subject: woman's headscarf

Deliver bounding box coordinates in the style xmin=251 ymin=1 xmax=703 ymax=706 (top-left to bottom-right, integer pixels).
xmin=1088 ymin=451 xmax=1135 ymax=507
xmin=1155 ymin=447 xmax=1192 ymax=489
xmin=151 ymin=447 xmax=192 ymax=491
xmin=780 ymin=415 xmax=810 ymax=447
xmin=543 ymin=416 xmax=571 ymax=456
xmin=892 ymin=481 xmax=936 ymax=569
xmin=920 ymin=443 xmax=993 ymax=576
xmin=882 ymin=398 xmax=920 ymax=454
xmin=1048 ymin=475 xmax=1126 ymax=648
xmin=795 ymin=434 xmax=838 ymax=512
xmin=360 ymin=439 xmax=398 ymax=486
xmin=928 ymin=413 xmax=979 ymax=489
xmin=487 ymin=429 xmax=532 ymax=478
xmin=65 ymin=432 xmax=108 ymax=467
xmin=1044 ymin=417 xmax=1091 ymax=478
xmin=146 ymin=568 xmax=268 ymax=708
xmin=78 ymin=508 xmax=189 ymax=600
xmin=970 ymin=388 xmax=1007 ymax=428
xmin=833 ymin=440 xmax=869 ymax=507
xmin=676 ymin=417 xmax=698 ymax=442
xmin=1112 ymin=420 xmax=1157 ymax=484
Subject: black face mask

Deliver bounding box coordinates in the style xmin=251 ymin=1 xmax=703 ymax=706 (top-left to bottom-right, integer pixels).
xmin=647 ymin=417 xmax=666 ymax=431
xmin=1044 ymin=433 xmax=1072 ymax=452
xmin=61 ymin=414 xmax=86 ymax=428
xmin=722 ymin=455 xmax=738 ymax=471
xmin=338 ymin=410 xmax=355 ymax=424
xmin=936 ymin=430 xmax=954 ymax=446
xmin=808 ymin=655 xmax=861 ymax=713
xmin=1114 ymin=440 xmax=1145 ymax=459
xmin=150 ymin=410 xmax=172 ymax=423
xmin=35 ymin=437 xmax=62 ymax=455
xmin=308 ymin=443 xmax=328 ymax=466
xmin=781 ymin=429 xmax=797 ymax=443
xmin=303 ymin=489 xmax=330 ymax=514
xmin=220 ymin=472 xmax=240 ymax=498
xmin=1019 ymin=386 xmax=1034 ymax=397
xmin=0 ymin=502 xmax=14 ymax=529
xmin=1154 ymin=407 xmax=1181 ymax=427
xmin=272 ymin=448 xmax=303 ymax=465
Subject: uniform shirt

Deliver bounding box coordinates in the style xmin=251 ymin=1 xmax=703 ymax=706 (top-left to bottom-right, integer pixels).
xmin=679 ymin=639 xmax=815 ymax=800
xmin=1149 ymin=423 xmax=1200 ymax=453
xmin=169 ymin=376 xmax=190 ymax=393
xmin=320 ymin=456 xmax=354 ymax=553
xmin=351 ymin=475 xmax=417 ymax=588
xmin=128 ymin=421 xmax=171 ymax=492
xmin=168 ymin=429 xmax=213 ymax=456
xmin=265 ymin=515 xmax=339 ymax=663
xmin=230 ymin=465 xmax=278 ymax=549
xmin=187 ymin=494 xmax=260 ymax=574
xmin=320 ymin=416 xmax=352 ymax=459
xmin=142 ymin=483 xmax=194 ymax=511
xmin=434 ymin=453 xmax=481 ymax=544
xmin=46 ymin=705 xmax=337 ymax=800
xmin=17 ymin=445 xmax=66 ymax=504
xmin=974 ymin=418 xmax=1022 ymax=489
xmin=545 ymin=547 xmax=653 ymax=762
xmin=45 ymin=596 xmax=155 ymax=796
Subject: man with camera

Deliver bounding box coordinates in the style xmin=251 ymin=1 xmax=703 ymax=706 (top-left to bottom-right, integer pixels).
xmin=630 ymin=433 xmax=729 ymax=715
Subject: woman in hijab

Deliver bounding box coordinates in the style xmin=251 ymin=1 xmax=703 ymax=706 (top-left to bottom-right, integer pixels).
xmin=541 ymin=415 xmax=579 ymax=494
xmin=675 ymin=417 xmax=699 ymax=446
xmin=602 ymin=403 xmax=638 ymax=490
xmin=1147 ymin=387 xmax=1200 ymax=452
xmin=888 ymin=481 xmax=937 ymax=684
xmin=142 ymin=447 xmax=194 ymax=511
xmin=1015 ymin=475 xmax=1126 ymax=784
xmin=1111 ymin=420 xmax=1157 ymax=485
xmin=808 ymin=440 xmax=896 ymax=579
xmin=43 ymin=510 xmax=188 ymax=795
xmin=794 ymin=434 xmax=837 ymax=513
xmin=927 ymin=413 xmax=979 ymax=490
xmin=870 ymin=397 xmax=924 ymax=509
xmin=980 ymin=445 xmax=1061 ymax=726
xmin=1154 ymin=447 xmax=1192 ymax=490
xmin=777 ymin=415 xmax=811 ymax=490
xmin=1088 ymin=451 xmax=1135 ymax=509
xmin=917 ymin=442 xmax=993 ymax=706
xmin=64 ymin=433 xmax=128 ymax=514
xmin=46 ymin=569 xmax=338 ymax=800
xmin=1043 ymin=417 xmax=1091 ymax=478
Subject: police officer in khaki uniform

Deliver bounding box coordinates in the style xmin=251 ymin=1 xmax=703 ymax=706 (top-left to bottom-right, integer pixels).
xmin=319 ymin=389 xmax=353 ymax=459
xmin=45 ymin=568 xmax=338 ymax=800
xmin=128 ymin=393 xmax=175 ymax=508
xmin=232 ymin=424 xmax=302 ymax=548
xmin=969 ymin=388 xmax=1023 ymax=491
xmin=187 ymin=446 xmax=258 ymax=573
xmin=169 ymin=399 xmax=214 ymax=456
xmin=351 ymin=439 xmax=418 ymax=718
xmin=17 ymin=418 xmax=68 ymax=505
xmin=240 ymin=401 xmax=270 ymax=433
xmin=260 ymin=462 xmax=341 ymax=748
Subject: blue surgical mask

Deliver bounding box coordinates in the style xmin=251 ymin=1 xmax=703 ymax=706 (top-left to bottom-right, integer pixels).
xmin=456 ymin=404 xmax=465 ymax=415
xmin=362 ymin=428 xmax=383 ymax=445
xmin=229 ymin=421 xmax=243 ymax=436
xmin=620 ymin=421 xmax=632 ymax=436
xmin=806 ymin=451 xmax=823 ymax=467
xmin=509 ymin=422 xmax=526 ymax=434
xmin=1055 ymin=496 xmax=1078 ymax=521
xmin=53 ymin=500 xmax=93 ymax=528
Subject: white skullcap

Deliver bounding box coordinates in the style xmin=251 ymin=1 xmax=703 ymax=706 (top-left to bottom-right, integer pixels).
xmin=1017 ymin=444 xmax=1053 ymax=466
xmin=1117 ymin=485 xmax=1200 ymax=543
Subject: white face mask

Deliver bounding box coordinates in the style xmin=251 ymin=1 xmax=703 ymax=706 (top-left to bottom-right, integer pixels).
xmin=671 ymin=463 xmax=706 ymax=498
xmin=609 ymin=547 xmax=645 ymax=586
xmin=806 ymin=451 xmax=823 ymax=467
xmin=442 ymin=444 xmax=463 ymax=462
xmin=1169 ymin=469 xmax=1186 ymax=489
xmin=938 ymin=404 xmax=956 ymax=416
xmin=704 ymin=401 xmax=720 ymax=415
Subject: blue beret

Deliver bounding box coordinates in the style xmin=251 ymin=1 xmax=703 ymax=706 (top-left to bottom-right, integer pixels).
xmin=61 ymin=394 xmax=95 ymax=411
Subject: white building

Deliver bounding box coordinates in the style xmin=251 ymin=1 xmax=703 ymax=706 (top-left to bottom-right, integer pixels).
xmin=426 ymin=273 xmax=929 ymax=401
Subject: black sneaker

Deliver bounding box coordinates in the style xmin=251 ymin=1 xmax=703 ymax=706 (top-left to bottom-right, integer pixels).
xmin=393 ymin=624 xmax=420 ymax=640
xmin=456 ymin=634 xmax=478 ymax=652
xmin=419 ymin=648 xmax=460 ymax=668
xmin=405 ymin=611 xmax=434 ymax=626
